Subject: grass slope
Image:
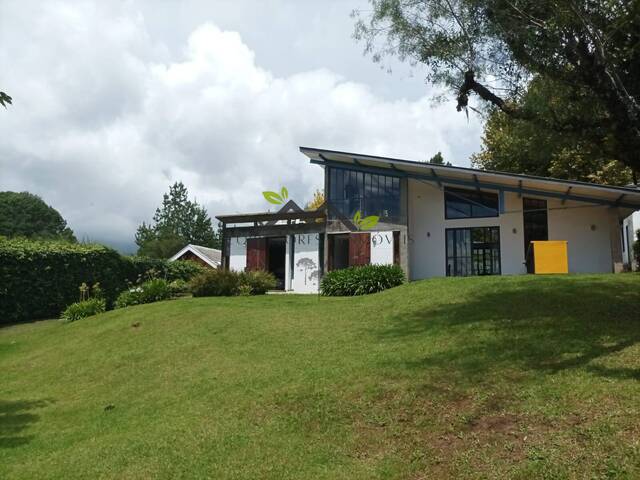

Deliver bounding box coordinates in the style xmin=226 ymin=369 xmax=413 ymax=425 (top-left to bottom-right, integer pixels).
xmin=1 ymin=274 xmax=640 ymax=479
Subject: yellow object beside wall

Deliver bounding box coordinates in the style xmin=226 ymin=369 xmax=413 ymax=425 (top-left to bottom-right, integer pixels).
xmin=531 ymin=241 xmax=569 ymax=274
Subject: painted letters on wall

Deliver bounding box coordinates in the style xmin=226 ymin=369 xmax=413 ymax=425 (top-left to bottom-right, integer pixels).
xmin=292 ymin=233 xmax=320 ymax=293
xmin=370 ymin=231 xmax=394 ymax=265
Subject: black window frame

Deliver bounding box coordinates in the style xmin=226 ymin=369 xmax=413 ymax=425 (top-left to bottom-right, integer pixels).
xmin=444 ymin=187 xmax=499 ymax=220
xmin=445 ymin=226 xmax=501 ymax=277
xmin=327 ymin=167 xmax=401 ymax=221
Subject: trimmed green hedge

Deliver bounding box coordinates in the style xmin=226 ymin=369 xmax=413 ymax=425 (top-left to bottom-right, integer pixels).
xmin=0 ymin=238 xmax=205 ymax=324
xmin=320 ymin=264 xmax=405 ymax=296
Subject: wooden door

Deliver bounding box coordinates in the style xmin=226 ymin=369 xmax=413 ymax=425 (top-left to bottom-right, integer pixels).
xmin=246 ymin=238 xmax=267 ymax=271
xmin=349 ymin=233 xmax=370 ymax=266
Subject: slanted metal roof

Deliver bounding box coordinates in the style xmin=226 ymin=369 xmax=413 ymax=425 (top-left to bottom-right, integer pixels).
xmin=169 ymin=244 xmax=221 ymax=268
xmin=300 ymin=146 xmax=640 ymax=211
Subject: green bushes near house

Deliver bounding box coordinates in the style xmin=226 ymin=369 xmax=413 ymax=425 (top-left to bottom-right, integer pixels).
xmin=190 ymin=269 xmax=277 ymax=297
xmin=60 ymin=298 xmax=106 ymax=322
xmin=320 ymin=264 xmax=405 ymax=296
xmin=0 ymin=237 xmax=205 ymax=323
xmin=115 ymin=279 xmax=173 ymax=309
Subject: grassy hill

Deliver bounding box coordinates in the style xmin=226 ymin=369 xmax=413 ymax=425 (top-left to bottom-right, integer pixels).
xmin=1 ymin=274 xmax=639 ymax=479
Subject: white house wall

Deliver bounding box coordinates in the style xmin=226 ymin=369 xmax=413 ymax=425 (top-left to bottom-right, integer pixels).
xmin=622 ymin=211 xmax=640 ymax=270
xmin=407 ymin=179 xmax=618 ymax=279
xmin=291 ymin=233 xmax=320 ymax=293
xmin=370 ymin=231 xmax=395 ymax=265
xmin=547 ymin=199 xmax=613 ymax=273
xmin=229 ymin=237 xmax=247 ymax=272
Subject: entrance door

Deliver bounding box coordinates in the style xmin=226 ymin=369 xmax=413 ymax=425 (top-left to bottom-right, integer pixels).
xmin=349 ymin=232 xmax=371 ymax=266
xmin=267 ymin=237 xmax=286 ymax=290
xmin=246 ymin=238 xmax=267 ymax=271
xmin=523 ymin=198 xmax=548 ymax=272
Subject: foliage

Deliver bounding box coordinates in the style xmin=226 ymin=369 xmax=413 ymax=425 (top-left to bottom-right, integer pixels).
xmin=237 ymin=284 xmax=253 ymax=296
xmin=634 ymin=230 xmax=640 ymax=270
xmin=168 ymin=279 xmax=190 ymax=296
xmin=114 ymin=279 xmax=172 ymax=309
xmin=0 ymin=191 xmax=76 ymax=241
xmin=428 ymin=151 xmax=451 ymax=166
xmin=305 ymin=189 xmax=325 ymax=210
xmin=0 ymin=238 xmax=129 ymax=323
xmin=60 ymin=298 xmax=106 ymax=323
xmin=320 ymin=264 xmax=405 ymax=296
xmin=352 ymin=210 xmax=379 ymax=231
xmin=238 ymin=270 xmax=277 ymax=295
xmin=472 ymin=77 xmax=635 ymax=185
xmin=135 ymin=182 xmax=220 ymax=258
xmin=0 ymin=90 xmax=11 ymax=108
xmin=354 ymin=0 xmax=640 ymax=173
xmin=0 ymin=238 xmax=203 ymax=323
xmin=190 ymin=269 xmax=241 ymax=297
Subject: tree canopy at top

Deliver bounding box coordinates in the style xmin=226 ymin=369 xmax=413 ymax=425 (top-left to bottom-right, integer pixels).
xmin=0 ymin=191 xmax=76 ymax=242
xmin=354 ymin=0 xmax=640 ymax=174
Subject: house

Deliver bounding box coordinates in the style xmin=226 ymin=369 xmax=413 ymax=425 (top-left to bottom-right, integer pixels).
xmin=169 ymin=244 xmax=221 ymax=269
xmin=216 ymin=147 xmax=640 ymax=293
xmin=622 ymin=210 xmax=640 ymax=271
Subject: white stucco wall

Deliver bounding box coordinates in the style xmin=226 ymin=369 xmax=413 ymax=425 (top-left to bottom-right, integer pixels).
xmin=407 ymin=179 xmax=618 ymax=279
xmin=547 ymin=199 xmax=614 ymax=274
xmin=291 ymin=233 xmax=320 ymax=293
xmin=370 ymin=231 xmax=395 ymax=265
xmin=229 ymin=237 xmax=247 ymax=272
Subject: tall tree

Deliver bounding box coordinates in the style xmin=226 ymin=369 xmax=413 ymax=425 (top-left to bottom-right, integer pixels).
xmin=354 ymin=0 xmax=640 ymax=173
xmin=472 ymin=76 xmax=635 ymax=185
xmin=136 ymin=182 xmax=219 ymax=258
xmin=428 ymin=151 xmax=451 ymax=166
xmin=0 ymin=191 xmax=76 ymax=241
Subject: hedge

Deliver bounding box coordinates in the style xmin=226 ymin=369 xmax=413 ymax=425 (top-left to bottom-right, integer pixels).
xmin=0 ymin=238 xmax=204 ymax=324
xmin=320 ymin=264 xmax=405 ymax=296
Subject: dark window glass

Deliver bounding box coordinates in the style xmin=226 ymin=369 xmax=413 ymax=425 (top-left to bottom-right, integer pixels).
xmin=446 ymin=227 xmax=501 ymax=276
xmin=327 ymin=167 xmax=401 ymax=220
xmin=445 ymin=187 xmax=499 ymax=219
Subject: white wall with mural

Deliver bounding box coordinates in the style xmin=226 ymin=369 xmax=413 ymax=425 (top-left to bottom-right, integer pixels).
xmin=229 ymin=237 xmax=247 ymax=272
xmin=370 ymin=231 xmax=395 ymax=265
xmin=291 ymin=233 xmax=320 ymax=293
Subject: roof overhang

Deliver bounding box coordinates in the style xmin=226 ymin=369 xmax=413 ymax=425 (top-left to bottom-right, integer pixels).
xmin=169 ymin=244 xmax=220 ymax=268
xmin=300 ymin=146 xmax=640 ymax=212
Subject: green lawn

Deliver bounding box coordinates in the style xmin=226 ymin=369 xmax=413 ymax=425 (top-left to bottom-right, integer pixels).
xmin=1 ymin=274 xmax=640 ymax=479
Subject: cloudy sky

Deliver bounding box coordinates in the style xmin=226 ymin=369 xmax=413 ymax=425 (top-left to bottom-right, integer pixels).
xmin=0 ymin=0 xmax=483 ymax=252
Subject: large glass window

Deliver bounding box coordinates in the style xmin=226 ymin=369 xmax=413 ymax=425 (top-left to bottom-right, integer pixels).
xmin=445 ymin=187 xmax=499 ymax=219
xmin=446 ymin=227 xmax=501 ymax=276
xmin=328 ymin=167 xmax=401 ymax=220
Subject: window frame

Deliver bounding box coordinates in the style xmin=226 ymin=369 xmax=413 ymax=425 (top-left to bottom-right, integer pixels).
xmin=445 ymin=226 xmax=501 ymax=277
xmin=444 ymin=187 xmax=499 ymax=220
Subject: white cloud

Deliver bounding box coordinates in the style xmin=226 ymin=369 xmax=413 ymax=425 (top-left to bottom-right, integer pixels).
xmin=0 ymin=2 xmax=482 ymax=252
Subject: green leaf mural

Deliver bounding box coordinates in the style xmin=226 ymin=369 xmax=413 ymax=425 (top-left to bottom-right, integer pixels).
xmin=281 ymin=187 xmax=288 ymax=200
xmin=352 ymin=210 xmax=379 ymax=230
xmin=263 ymin=191 xmax=284 ymax=205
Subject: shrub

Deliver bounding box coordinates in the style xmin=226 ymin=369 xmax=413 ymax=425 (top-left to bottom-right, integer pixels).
xmin=237 ymin=284 xmax=253 ymax=296
xmin=320 ymin=264 xmax=405 ymax=296
xmin=115 ymin=279 xmax=172 ymax=309
xmin=190 ymin=269 xmax=240 ymax=297
xmin=239 ymin=270 xmax=277 ymax=295
xmin=168 ymin=279 xmax=190 ymax=296
xmin=60 ymin=298 xmax=106 ymax=323
xmin=0 ymin=238 xmax=130 ymax=324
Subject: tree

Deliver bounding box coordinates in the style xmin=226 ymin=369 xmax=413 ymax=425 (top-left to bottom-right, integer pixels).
xmin=428 ymin=151 xmax=452 ymax=166
xmin=0 ymin=191 xmax=76 ymax=241
xmin=135 ymin=182 xmax=219 ymax=258
xmin=472 ymin=76 xmax=635 ymax=185
xmin=0 ymin=91 xmax=11 ymax=108
xmin=354 ymin=1 xmax=640 ymax=173
xmin=305 ymin=189 xmax=325 ymax=210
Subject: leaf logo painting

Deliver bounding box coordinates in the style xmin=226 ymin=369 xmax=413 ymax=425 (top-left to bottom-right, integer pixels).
xmin=352 ymin=210 xmax=379 ymax=230
xmin=262 ymin=187 xmax=289 ymax=205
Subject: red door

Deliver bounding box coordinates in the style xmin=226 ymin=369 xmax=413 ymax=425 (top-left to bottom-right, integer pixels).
xmin=246 ymin=238 xmax=267 ymax=271
xmin=349 ymin=233 xmax=371 ymax=266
